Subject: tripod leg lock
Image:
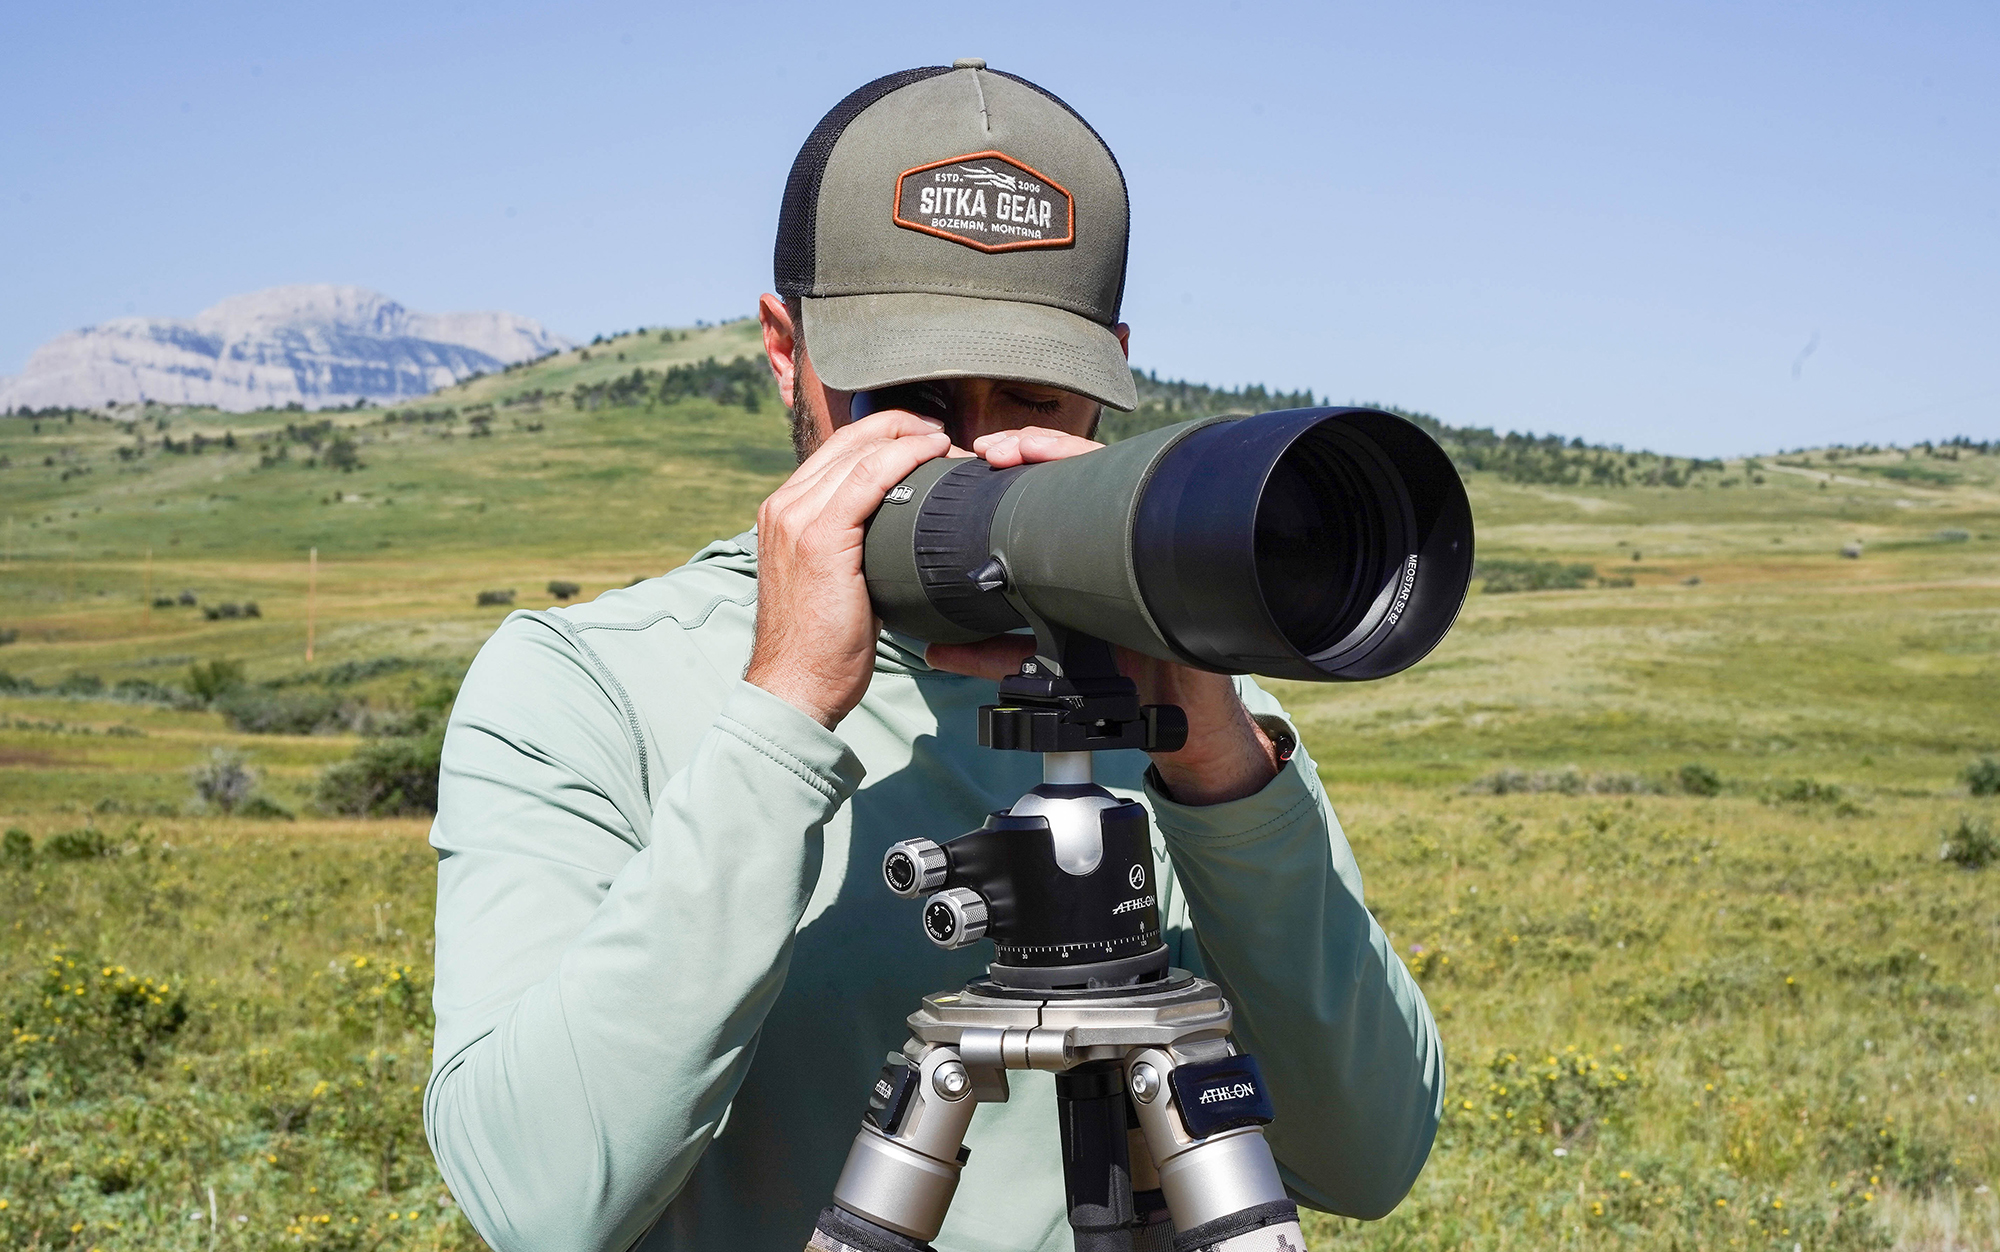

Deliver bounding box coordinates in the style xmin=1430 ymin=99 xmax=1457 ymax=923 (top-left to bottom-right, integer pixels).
xmin=830 ymin=1045 xmax=984 ymax=1244
xmin=1124 ymin=1049 xmax=1304 ymax=1247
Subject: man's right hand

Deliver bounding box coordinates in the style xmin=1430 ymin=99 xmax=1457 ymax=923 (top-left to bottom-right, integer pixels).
xmin=744 ymin=410 xmax=951 ymax=729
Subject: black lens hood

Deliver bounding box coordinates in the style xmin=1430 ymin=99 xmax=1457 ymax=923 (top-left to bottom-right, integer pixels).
xmin=1131 ymin=408 xmax=1473 ymax=682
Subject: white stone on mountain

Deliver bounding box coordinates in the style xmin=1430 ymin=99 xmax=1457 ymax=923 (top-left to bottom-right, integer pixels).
xmin=0 ymin=285 xmax=573 ymax=413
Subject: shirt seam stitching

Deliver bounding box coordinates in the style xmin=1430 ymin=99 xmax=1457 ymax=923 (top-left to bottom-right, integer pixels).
xmin=716 ymin=714 xmax=847 ymax=801
xmin=515 ymin=611 xmax=654 ymax=803
xmin=564 ymin=587 xmax=758 ymax=636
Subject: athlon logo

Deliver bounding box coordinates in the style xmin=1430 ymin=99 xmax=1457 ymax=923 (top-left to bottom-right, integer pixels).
xmin=1110 ymin=894 xmax=1155 ymax=917
xmin=894 ymin=151 xmax=1075 ymax=253
xmin=1197 ymin=1081 xmax=1260 ymax=1105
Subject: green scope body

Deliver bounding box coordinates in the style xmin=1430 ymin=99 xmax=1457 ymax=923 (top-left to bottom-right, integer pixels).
xmin=861 ymin=405 xmax=1474 ymax=683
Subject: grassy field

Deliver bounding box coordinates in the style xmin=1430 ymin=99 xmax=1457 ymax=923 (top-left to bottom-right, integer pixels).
xmin=2 ymin=329 xmax=1997 ymax=1250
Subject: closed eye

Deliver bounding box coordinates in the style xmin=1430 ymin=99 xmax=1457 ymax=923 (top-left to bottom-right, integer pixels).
xmin=1007 ymin=391 xmax=1065 ymax=416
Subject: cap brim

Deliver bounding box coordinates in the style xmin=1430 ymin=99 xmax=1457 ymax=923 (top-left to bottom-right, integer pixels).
xmin=800 ymin=292 xmax=1137 ymax=411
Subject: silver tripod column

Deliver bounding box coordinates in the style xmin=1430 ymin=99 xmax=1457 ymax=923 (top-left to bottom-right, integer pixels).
xmin=1041 ymin=750 xmax=1094 ymax=785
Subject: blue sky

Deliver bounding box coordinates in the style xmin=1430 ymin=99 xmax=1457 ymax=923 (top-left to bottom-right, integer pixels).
xmin=2 ymin=1 xmax=1994 ymax=455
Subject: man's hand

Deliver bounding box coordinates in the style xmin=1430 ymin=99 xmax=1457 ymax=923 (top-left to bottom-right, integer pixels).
xmin=746 ymin=411 xmax=951 ymax=728
xmin=927 ymin=428 xmax=1282 ymax=806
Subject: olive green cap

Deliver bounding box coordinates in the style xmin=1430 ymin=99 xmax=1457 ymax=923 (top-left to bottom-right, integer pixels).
xmin=774 ymin=63 xmax=1137 ymax=410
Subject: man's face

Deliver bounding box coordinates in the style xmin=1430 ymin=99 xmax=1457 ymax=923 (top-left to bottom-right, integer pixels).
xmin=759 ymin=293 xmax=1127 ymax=462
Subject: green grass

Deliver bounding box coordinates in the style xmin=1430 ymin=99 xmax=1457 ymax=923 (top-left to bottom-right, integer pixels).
xmin=3 ymin=326 xmax=1998 ymax=1250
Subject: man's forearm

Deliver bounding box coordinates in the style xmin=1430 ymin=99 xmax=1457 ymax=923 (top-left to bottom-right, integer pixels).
xmin=1150 ymin=685 xmax=1442 ymax=1219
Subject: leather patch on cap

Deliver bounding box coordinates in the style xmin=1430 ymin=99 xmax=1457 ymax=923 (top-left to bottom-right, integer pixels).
xmin=893 ymin=151 xmax=1074 ymax=252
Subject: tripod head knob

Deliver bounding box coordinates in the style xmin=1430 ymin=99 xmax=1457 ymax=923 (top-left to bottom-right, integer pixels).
xmin=923 ymin=888 xmax=989 ymax=949
xmin=882 ymin=839 xmax=949 ymax=899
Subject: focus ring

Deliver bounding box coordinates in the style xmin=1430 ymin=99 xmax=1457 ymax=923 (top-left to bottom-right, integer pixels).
xmin=913 ymin=460 xmax=1029 ymax=636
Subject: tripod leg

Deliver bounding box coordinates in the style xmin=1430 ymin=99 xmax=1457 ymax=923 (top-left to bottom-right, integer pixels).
xmin=1127 ymin=1109 xmax=1174 ymax=1252
xmin=818 ymin=1044 xmax=985 ymax=1249
xmin=1055 ymin=1063 xmax=1137 ymax=1251
xmin=1123 ymin=1049 xmax=1307 ymax=1252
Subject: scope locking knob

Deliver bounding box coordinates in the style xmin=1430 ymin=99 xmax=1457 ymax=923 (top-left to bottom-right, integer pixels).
xmin=882 ymin=838 xmax=949 ymax=899
xmin=923 ymin=888 xmax=989 ymax=949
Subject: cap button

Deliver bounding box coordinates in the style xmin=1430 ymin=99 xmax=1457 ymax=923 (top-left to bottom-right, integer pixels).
xmin=952 ymin=57 xmax=986 ymax=70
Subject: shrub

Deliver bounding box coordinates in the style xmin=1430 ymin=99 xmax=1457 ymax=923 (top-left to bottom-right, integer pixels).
xmin=2 ymin=828 xmax=31 ymax=868
xmin=1965 ymin=755 xmax=2000 ymax=797
xmin=1676 ymin=762 xmax=1722 ymax=796
xmin=271 ymin=655 xmax=425 ymax=688
xmin=323 ymin=434 xmax=361 ymax=470
xmin=237 ymin=793 xmax=297 ymax=821
xmin=476 ymin=588 xmax=516 ymax=607
xmin=176 ymin=589 xmax=198 ymax=605
xmin=189 ymin=748 xmax=257 ymax=814
xmin=54 ymin=672 xmax=104 ymax=696
xmin=316 ymin=726 xmax=444 ymax=816
xmin=2 ymin=952 xmax=188 ymax=1096
xmin=1456 ymin=1046 xmax=1637 ymax=1152
xmin=1465 ymin=767 xmax=1661 ymax=796
xmin=547 ymin=579 xmax=582 ymax=601
xmin=1475 ymin=559 xmax=1597 ymax=594
xmin=0 ymin=669 xmax=39 ymax=694
xmin=321 ymin=954 xmax=433 ymax=1037
xmin=216 ymin=688 xmax=346 ymax=734
xmin=111 ymin=677 xmax=168 ymax=704
xmin=1939 ymin=814 xmax=1996 ymax=869
xmin=1771 ymin=778 xmax=1842 ymax=804
xmin=43 ymin=827 xmax=111 ymax=860
xmin=200 ymin=601 xmax=260 ymax=620
xmin=0 ymin=626 xmax=17 ymax=646
xmin=186 ymin=657 xmax=246 ymax=702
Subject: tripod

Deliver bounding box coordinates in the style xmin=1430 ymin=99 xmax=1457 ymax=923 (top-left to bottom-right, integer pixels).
xmin=810 ymin=625 xmax=1308 ymax=1252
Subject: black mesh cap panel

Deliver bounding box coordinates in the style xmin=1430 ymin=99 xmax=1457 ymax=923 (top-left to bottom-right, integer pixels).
xmin=774 ymin=66 xmax=954 ymax=299
xmin=990 ymin=70 xmax=1132 ymax=320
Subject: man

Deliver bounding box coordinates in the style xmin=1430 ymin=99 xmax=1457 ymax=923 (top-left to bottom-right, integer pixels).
xmin=425 ymin=62 xmax=1442 ymax=1252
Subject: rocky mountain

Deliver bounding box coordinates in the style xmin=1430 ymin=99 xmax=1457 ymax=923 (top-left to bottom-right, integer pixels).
xmin=0 ymin=285 xmax=573 ymax=412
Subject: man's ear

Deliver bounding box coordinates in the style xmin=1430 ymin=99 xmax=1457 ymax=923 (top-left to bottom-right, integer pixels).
xmin=759 ymin=293 xmax=798 ymax=410
xmin=1114 ymin=322 xmax=1130 ymax=360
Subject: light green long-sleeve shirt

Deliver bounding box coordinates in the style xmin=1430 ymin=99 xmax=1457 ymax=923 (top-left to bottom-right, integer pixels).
xmin=425 ymin=532 xmax=1442 ymax=1252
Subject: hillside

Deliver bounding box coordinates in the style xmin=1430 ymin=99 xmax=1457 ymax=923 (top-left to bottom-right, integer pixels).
xmin=1 ymin=318 xmax=1996 ymax=1251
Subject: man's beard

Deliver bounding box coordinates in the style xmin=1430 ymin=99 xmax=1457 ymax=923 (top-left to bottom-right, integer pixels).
xmin=789 ymin=406 xmax=822 ymax=464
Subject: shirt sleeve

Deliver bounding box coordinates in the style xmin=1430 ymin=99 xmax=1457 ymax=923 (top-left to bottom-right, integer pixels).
xmin=423 ymin=614 xmax=865 ymax=1252
xmin=1144 ymin=679 xmax=1443 ymax=1221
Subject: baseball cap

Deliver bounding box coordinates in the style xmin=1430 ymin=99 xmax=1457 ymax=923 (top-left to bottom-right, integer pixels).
xmin=774 ymin=60 xmax=1137 ymax=411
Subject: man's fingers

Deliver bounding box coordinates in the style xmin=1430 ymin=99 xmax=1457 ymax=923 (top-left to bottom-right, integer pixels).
xmin=925 ymin=635 xmax=1038 ymax=680
xmin=773 ymin=412 xmax=946 ymax=505
xmin=817 ymin=431 xmax=951 ymax=532
xmin=973 ymin=426 xmax=1104 ymax=468
xmin=775 ymin=419 xmax=947 ymax=522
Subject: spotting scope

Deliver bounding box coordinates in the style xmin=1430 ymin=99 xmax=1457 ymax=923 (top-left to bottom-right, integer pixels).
xmin=859 ymin=388 xmax=1474 ymax=683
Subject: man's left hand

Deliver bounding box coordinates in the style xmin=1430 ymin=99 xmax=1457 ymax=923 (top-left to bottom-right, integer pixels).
xmin=924 ymin=427 xmax=1282 ymax=806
